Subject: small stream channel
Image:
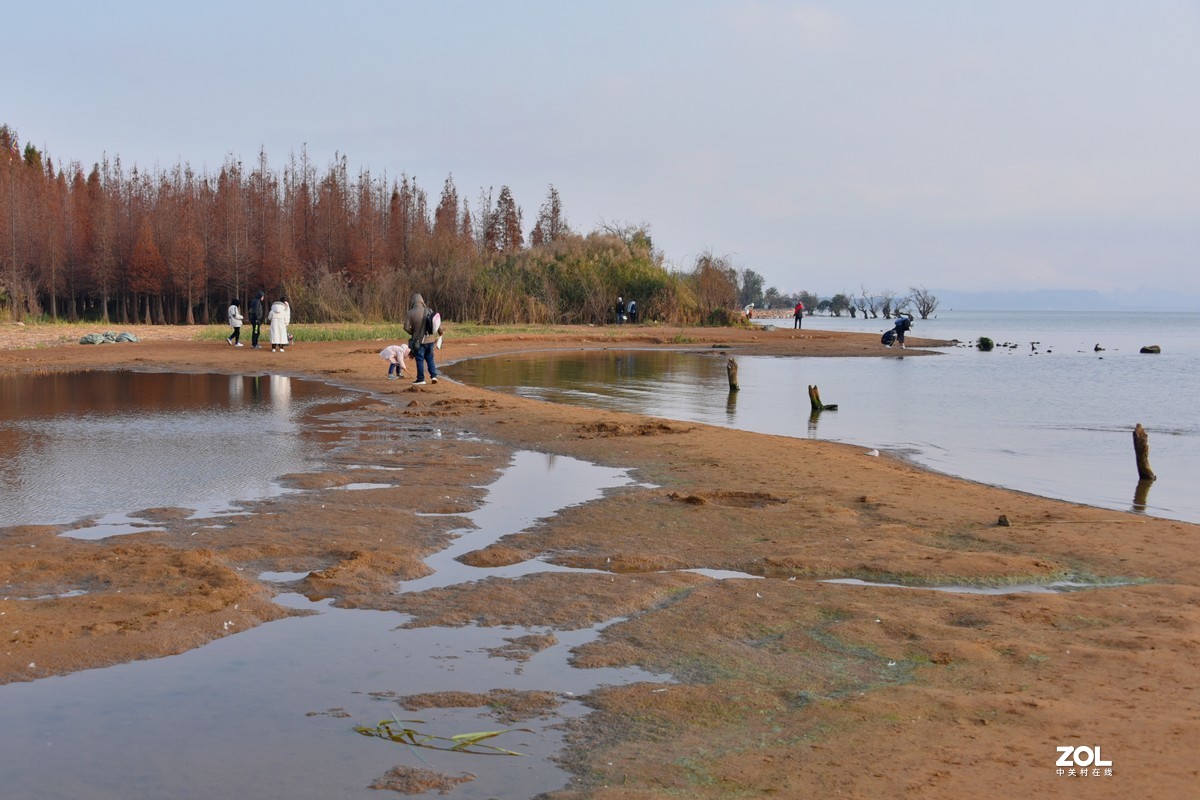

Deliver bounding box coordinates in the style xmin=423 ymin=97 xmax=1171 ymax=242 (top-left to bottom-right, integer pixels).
xmin=1 ymin=441 xmax=667 ymax=800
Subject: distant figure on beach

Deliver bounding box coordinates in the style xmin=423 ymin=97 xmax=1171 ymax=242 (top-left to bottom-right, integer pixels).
xmin=744 ymin=303 xmax=754 ymax=319
xmin=379 ymin=343 xmax=410 ymax=380
xmin=793 ymin=301 xmax=804 ymax=329
xmin=615 ymin=296 xmax=626 ymax=324
xmin=267 ymin=295 xmax=291 ymax=352
xmin=627 ymin=298 xmax=638 ymax=324
xmin=882 ymin=315 xmax=913 ymax=348
xmin=226 ymin=299 xmax=244 ymax=347
xmin=248 ymin=290 xmax=266 ymax=349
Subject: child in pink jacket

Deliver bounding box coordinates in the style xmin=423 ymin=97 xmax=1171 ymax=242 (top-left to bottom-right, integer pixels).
xmin=379 ymin=343 xmax=410 ymax=380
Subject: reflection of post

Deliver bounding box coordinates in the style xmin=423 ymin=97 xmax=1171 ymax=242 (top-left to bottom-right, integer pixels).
xmin=1132 ymin=479 xmax=1153 ymax=512
xmin=808 ymin=409 xmax=821 ymax=435
xmin=1132 ymin=423 xmax=1156 ymax=481
xmin=726 ymin=358 xmax=739 ymax=392
xmin=725 ymin=389 xmax=738 ymax=418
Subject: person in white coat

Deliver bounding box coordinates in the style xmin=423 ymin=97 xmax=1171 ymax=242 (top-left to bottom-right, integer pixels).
xmin=267 ymin=295 xmax=291 ymax=352
xmin=226 ymin=300 xmax=244 ymax=346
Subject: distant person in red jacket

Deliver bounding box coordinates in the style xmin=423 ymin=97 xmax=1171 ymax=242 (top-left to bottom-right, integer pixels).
xmin=793 ymin=302 xmax=805 ymax=329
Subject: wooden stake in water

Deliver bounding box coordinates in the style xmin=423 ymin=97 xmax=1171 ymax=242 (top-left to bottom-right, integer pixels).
xmin=1133 ymin=423 xmax=1156 ymax=481
xmin=808 ymin=385 xmax=837 ymax=412
xmin=726 ymin=358 xmax=739 ymax=392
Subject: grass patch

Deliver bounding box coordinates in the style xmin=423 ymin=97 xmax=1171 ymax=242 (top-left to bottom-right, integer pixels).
xmin=198 ymin=321 xmax=578 ymax=343
xmin=355 ymin=716 xmax=533 ymax=756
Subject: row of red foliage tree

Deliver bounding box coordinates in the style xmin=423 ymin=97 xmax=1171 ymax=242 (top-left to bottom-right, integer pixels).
xmin=0 ymin=124 xmax=581 ymax=326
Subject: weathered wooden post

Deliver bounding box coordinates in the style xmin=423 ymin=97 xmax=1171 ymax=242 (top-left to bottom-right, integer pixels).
xmin=808 ymin=385 xmax=838 ymax=412
xmin=726 ymin=358 xmax=739 ymax=392
xmin=1133 ymin=423 xmax=1156 ymax=481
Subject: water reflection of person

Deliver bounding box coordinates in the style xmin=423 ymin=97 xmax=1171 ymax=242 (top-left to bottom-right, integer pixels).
xmin=229 ymin=375 xmax=244 ymax=405
xmin=269 ymin=374 xmax=292 ymax=413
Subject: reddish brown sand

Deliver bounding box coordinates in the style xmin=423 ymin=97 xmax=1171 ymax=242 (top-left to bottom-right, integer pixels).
xmin=1 ymin=322 xmax=1196 ymax=799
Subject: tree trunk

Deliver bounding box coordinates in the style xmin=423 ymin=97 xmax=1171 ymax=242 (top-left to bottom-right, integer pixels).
xmin=1133 ymin=424 xmax=1156 ymax=481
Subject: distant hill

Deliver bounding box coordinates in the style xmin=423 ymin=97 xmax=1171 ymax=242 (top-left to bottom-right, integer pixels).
xmin=933 ymin=288 xmax=1199 ymax=312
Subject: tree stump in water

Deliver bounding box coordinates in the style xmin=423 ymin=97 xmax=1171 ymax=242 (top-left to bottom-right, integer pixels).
xmin=726 ymin=358 xmax=739 ymax=392
xmin=808 ymin=385 xmax=837 ymax=411
xmin=1133 ymin=423 xmax=1156 ymax=481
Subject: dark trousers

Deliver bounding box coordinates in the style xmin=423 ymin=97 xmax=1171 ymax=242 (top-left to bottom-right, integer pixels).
xmin=250 ymin=321 xmax=262 ymax=347
xmin=229 ymin=327 xmax=241 ymax=344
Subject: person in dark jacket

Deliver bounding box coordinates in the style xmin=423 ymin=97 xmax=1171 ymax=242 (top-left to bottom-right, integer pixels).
xmin=404 ymin=292 xmax=440 ymax=385
xmin=248 ymin=290 xmax=266 ymax=349
xmin=886 ymin=315 xmax=914 ymax=348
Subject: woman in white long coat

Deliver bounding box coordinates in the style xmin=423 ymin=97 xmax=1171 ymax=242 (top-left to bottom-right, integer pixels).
xmin=266 ymin=296 xmax=291 ymax=352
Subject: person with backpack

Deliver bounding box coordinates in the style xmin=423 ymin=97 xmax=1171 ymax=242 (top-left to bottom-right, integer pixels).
xmin=404 ymin=292 xmax=441 ymax=385
xmin=883 ymin=314 xmax=914 ymax=348
xmin=793 ymin=301 xmax=804 ymax=329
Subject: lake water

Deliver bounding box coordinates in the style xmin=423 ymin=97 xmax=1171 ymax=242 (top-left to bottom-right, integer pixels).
xmin=446 ymin=310 xmax=1200 ymax=524
xmin=0 ymin=372 xmax=357 ymax=531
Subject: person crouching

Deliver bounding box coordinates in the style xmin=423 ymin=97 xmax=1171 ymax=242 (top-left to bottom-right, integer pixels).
xmin=380 ymin=343 xmax=410 ymax=380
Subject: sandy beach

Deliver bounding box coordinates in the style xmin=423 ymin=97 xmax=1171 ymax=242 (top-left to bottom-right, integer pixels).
xmin=1 ymin=322 xmax=1196 ymax=798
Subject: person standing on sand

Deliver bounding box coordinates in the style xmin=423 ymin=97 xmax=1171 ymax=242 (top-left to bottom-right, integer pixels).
xmin=627 ymin=298 xmax=638 ymax=324
xmin=248 ymin=290 xmax=266 ymax=349
xmin=615 ymin=296 xmax=626 ymax=325
xmin=793 ymin=301 xmax=804 ymax=329
xmin=404 ymin=292 xmax=440 ymax=385
xmin=226 ymin=300 xmax=244 ymax=346
xmin=267 ymin=295 xmax=291 ymax=352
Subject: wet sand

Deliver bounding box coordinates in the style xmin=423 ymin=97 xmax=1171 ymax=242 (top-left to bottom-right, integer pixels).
xmin=1 ymin=323 xmax=1196 ymax=798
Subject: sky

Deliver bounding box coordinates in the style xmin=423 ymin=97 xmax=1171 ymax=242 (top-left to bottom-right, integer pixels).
xmin=6 ymin=0 xmax=1199 ymax=305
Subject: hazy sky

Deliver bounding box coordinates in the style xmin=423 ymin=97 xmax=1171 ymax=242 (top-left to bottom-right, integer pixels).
xmin=7 ymin=1 xmax=1198 ymax=299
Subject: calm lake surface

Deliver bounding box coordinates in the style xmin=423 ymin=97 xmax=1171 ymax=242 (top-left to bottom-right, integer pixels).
xmin=447 ymin=311 xmax=1200 ymax=524
xmin=0 ymin=371 xmax=357 ymax=530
